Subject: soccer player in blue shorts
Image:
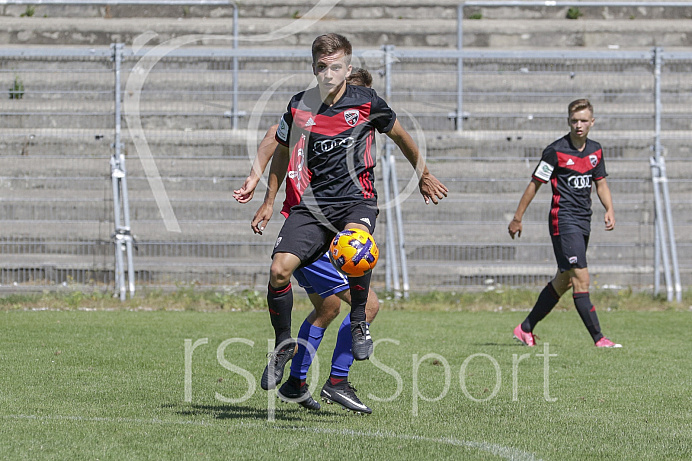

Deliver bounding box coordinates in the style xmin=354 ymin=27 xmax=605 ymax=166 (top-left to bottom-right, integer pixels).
xmin=508 ymin=99 xmax=621 ymax=348
xmin=235 ymin=68 xmax=382 ymax=413
xmin=248 ymin=33 xmax=447 ymax=408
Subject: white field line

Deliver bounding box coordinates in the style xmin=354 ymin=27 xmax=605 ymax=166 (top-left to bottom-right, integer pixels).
xmin=2 ymin=413 xmax=543 ymax=461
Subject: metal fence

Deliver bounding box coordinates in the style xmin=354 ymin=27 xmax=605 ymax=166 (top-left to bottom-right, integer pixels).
xmin=1 ymin=44 xmax=691 ymax=294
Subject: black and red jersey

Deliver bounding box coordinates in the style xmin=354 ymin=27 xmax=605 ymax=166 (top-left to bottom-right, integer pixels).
xmin=276 ymin=84 xmax=396 ymax=216
xmin=531 ymin=135 xmax=607 ymax=236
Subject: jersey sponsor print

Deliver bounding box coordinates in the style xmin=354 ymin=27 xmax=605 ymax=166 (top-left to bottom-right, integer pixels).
xmin=276 ymin=85 xmax=396 ymax=217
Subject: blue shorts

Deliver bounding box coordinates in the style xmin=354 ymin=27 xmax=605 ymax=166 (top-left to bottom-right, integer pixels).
xmin=293 ymin=252 xmax=349 ymax=298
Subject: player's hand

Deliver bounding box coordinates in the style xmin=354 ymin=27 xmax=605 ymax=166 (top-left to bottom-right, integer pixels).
xmin=604 ymin=210 xmax=615 ymax=231
xmin=419 ymin=173 xmax=448 ymax=204
xmin=508 ymin=218 xmax=522 ymax=239
xmin=233 ymin=175 xmax=260 ymax=203
xmin=251 ymin=201 xmax=273 ymax=235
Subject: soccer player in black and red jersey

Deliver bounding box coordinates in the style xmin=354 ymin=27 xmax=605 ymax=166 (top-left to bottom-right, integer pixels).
xmin=508 ymin=99 xmax=621 ymax=348
xmin=234 ymin=69 xmax=379 ymax=413
xmin=251 ymin=33 xmax=448 ymax=406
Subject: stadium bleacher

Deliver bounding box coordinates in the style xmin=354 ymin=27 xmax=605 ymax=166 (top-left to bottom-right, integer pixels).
xmin=1 ymin=1 xmax=690 ymax=291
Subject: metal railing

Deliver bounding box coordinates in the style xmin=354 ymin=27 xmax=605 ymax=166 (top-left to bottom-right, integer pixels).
xmin=1 ymin=25 xmax=691 ymax=295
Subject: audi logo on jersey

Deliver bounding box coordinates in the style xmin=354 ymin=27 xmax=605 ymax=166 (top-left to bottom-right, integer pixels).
xmin=313 ymin=136 xmax=355 ymax=154
xmin=567 ymin=175 xmax=592 ymax=189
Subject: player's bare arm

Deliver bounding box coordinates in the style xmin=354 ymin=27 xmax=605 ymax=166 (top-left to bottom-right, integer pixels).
xmin=509 ymin=179 xmax=542 ymax=239
xmin=233 ymin=125 xmax=279 ymax=203
xmin=251 ymin=143 xmax=289 ymax=234
xmin=595 ymin=178 xmax=615 ymax=231
xmin=386 ymin=119 xmax=448 ymax=204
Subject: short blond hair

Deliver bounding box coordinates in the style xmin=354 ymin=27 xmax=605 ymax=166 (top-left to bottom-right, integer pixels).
xmin=568 ymin=99 xmax=593 ymax=117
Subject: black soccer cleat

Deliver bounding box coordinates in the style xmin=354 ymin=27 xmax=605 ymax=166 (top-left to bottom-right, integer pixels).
xmin=321 ymin=379 xmax=372 ymax=415
xmin=351 ymin=321 xmax=373 ymax=360
xmin=277 ymin=376 xmax=321 ymax=411
xmin=260 ymin=340 xmax=297 ymax=390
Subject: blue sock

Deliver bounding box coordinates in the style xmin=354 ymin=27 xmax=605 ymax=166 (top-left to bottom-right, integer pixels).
xmin=289 ymin=319 xmax=325 ymax=380
xmin=330 ymin=315 xmax=355 ymax=377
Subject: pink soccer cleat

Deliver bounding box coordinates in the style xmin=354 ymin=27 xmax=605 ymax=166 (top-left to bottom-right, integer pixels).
xmin=513 ymin=324 xmax=537 ymax=346
xmin=595 ymin=337 xmax=622 ymax=348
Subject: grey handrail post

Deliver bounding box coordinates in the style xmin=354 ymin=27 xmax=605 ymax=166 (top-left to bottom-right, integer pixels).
xmin=231 ymin=1 xmax=239 ymax=130
xmin=456 ymin=3 xmax=464 ymax=132
xmin=111 ymin=42 xmax=135 ymax=300
xmin=653 ymin=46 xmax=662 ymax=296
xmin=651 ymin=47 xmax=681 ymax=302
xmin=381 ymin=44 xmax=400 ymax=295
xmin=650 ymin=158 xmax=672 ymax=301
xmin=659 ymin=158 xmax=682 ymax=302
xmin=385 ymin=45 xmax=410 ymax=298
xmin=381 ymin=143 xmax=398 ymax=294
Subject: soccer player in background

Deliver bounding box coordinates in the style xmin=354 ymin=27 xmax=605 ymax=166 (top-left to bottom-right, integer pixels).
xmin=234 ymin=68 xmax=378 ymax=413
xmin=250 ymin=34 xmax=448 ymax=407
xmin=508 ymin=99 xmax=621 ymax=348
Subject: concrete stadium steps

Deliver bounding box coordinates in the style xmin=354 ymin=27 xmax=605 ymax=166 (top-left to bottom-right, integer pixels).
xmin=3 ymin=192 xmax=687 ymax=225
xmin=2 ymin=166 xmax=690 ymax=199
xmin=6 ymin=101 xmax=692 ymax=133
xmin=403 ymin=263 xmax=663 ymax=290
xmin=2 ymin=2 xmax=691 ymax=290
xmin=2 ymin=15 xmax=692 ymax=49
xmin=0 ymin=259 xmax=666 ymax=291
xmin=398 ymin=221 xmax=666 ymax=246
xmin=8 ymin=64 xmax=687 ymax=98
xmin=7 ymin=58 xmax=691 ymax=105
xmin=3 ymin=109 xmax=691 ymax=133
xmin=0 ymin=237 xmax=671 ymax=266
xmin=3 ymin=126 xmax=692 ymax=159
xmin=2 ymin=243 xmax=685 ymax=290
xmin=1 ymin=1 xmax=689 ymax=21
xmin=2 ymin=236 xmax=685 ymax=268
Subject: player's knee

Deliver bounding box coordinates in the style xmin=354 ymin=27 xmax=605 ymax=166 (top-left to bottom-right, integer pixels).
xmin=317 ymin=301 xmax=341 ymax=320
xmin=269 ymin=264 xmax=292 ymax=287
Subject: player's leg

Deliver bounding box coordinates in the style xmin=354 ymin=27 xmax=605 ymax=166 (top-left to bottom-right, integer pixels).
xmin=570 ymin=267 xmax=619 ymax=347
xmin=321 ymin=287 xmax=379 ymax=414
xmin=268 ymin=252 xmax=301 ymax=344
xmin=561 ymin=233 xmax=620 ymax=347
xmin=288 ymin=254 xmax=348 ymax=385
xmin=570 ymin=266 xmax=603 ymax=340
xmin=279 ymin=254 xmax=345 ymax=409
xmin=262 ymin=210 xmax=330 ymax=391
xmin=262 ymin=251 xmax=301 ymax=390
xmin=342 ymin=217 xmax=376 ymax=360
xmin=278 ymin=292 xmax=340 ymax=410
xmin=514 ymin=234 xmax=573 ymax=346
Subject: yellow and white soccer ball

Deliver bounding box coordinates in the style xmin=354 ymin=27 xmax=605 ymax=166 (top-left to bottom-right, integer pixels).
xmin=329 ymin=228 xmax=379 ymax=277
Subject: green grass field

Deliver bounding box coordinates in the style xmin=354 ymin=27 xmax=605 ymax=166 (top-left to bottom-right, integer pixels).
xmin=1 ymin=302 xmax=691 ymax=460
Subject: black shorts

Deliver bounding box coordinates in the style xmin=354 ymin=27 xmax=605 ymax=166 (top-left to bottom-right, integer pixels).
xmin=551 ymin=233 xmax=589 ymax=272
xmin=272 ymin=199 xmax=378 ymax=268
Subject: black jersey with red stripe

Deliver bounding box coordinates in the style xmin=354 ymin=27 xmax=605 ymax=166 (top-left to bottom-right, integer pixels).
xmin=275 ymin=84 xmax=396 ymax=209
xmin=531 ymin=135 xmax=607 ymax=236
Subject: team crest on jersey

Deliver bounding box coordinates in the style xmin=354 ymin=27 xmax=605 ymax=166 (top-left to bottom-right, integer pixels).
xmin=344 ymin=109 xmax=359 ymax=127
xmin=589 ymin=154 xmax=598 ymax=168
